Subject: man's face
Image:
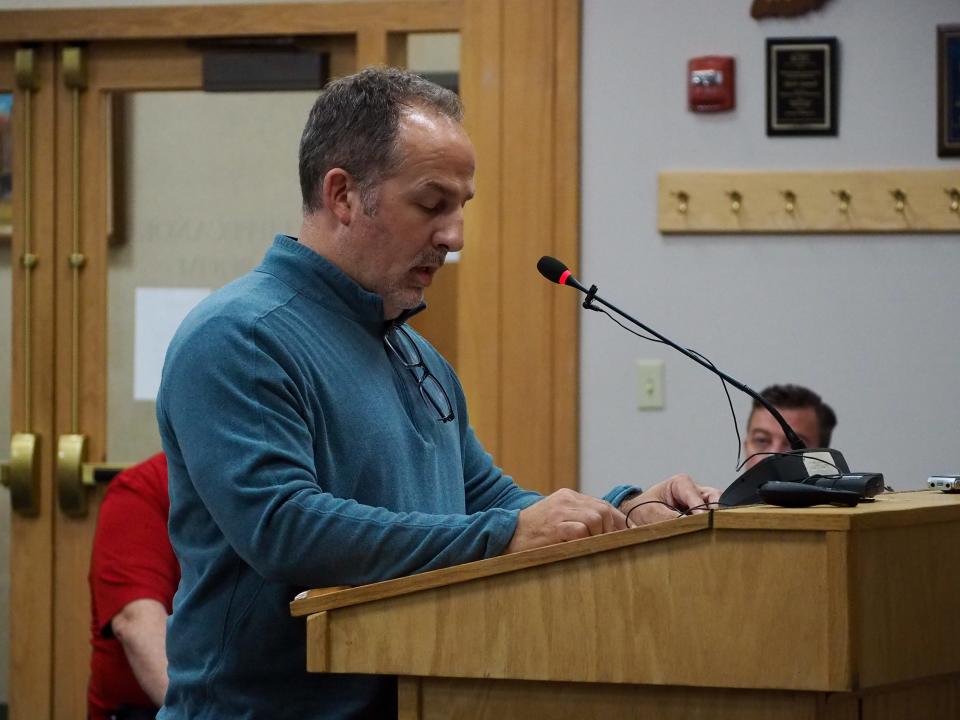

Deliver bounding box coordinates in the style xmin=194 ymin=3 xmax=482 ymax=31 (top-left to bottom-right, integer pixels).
xmin=742 ymin=405 xmax=821 ymax=469
xmin=343 ymin=108 xmax=476 ymax=319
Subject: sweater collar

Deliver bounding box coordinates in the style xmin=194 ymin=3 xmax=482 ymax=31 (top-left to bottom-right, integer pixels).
xmin=258 ymin=235 xmax=425 ymax=331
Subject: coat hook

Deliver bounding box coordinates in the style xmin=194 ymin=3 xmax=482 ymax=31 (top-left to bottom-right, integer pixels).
xmin=671 ymin=190 xmax=689 ymax=214
xmin=832 ymin=189 xmax=851 ymax=213
xmin=945 ymin=187 xmax=960 ymax=214
xmin=726 ymin=190 xmax=742 ymax=214
xmin=890 ymin=188 xmax=907 ymax=213
xmin=780 ymin=190 xmax=796 ymax=214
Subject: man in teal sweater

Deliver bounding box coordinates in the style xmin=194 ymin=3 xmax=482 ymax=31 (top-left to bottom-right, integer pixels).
xmin=157 ymin=67 xmax=719 ymax=719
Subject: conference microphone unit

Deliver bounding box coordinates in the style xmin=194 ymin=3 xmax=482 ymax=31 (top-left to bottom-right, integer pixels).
xmin=537 ymin=255 xmax=855 ymax=508
xmin=758 ymin=481 xmax=860 ymax=508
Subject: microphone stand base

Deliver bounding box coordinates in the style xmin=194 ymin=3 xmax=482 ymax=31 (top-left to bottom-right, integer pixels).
xmin=720 ymin=449 xmax=850 ymax=507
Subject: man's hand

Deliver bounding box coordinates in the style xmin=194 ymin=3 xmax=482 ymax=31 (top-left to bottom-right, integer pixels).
xmin=620 ymin=474 xmax=721 ymax=527
xmin=504 ymin=488 xmax=628 ymax=554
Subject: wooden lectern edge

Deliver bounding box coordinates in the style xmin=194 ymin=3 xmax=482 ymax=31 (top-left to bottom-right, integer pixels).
xmin=289 ymin=512 xmax=710 ymax=617
xmin=713 ymin=490 xmax=960 ymax=532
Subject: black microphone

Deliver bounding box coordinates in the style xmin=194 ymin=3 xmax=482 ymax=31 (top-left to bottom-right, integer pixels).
xmin=537 ymin=256 xmax=590 ymax=292
xmin=758 ymin=481 xmax=860 ymax=508
xmin=538 ymin=255 xmax=851 ymax=507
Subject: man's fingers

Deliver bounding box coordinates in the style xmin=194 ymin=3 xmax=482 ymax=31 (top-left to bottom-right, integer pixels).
xmin=626 ymin=501 xmax=680 ymax=528
xmin=665 ymin=475 xmax=705 ymax=513
xmin=592 ymin=499 xmax=627 ymax=533
xmin=556 ymin=520 xmax=591 ymax=542
xmin=505 ymin=489 xmax=627 ymax=554
xmin=625 ymin=475 xmax=720 ymax=527
xmin=557 ymin=491 xmax=627 ymax=534
xmin=699 ymin=485 xmax=722 ymax=504
xmin=574 ymin=507 xmax=605 ymax=537
xmin=563 ymin=503 xmax=625 ymax=536
xmin=607 ymin=505 xmax=629 ymax=532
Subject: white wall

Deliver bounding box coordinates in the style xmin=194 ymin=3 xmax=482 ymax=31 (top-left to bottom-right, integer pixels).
xmin=580 ymin=0 xmax=960 ymax=497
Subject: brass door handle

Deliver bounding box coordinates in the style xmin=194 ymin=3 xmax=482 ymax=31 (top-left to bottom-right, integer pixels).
xmin=55 ymin=434 xmax=131 ymax=517
xmin=56 ymin=433 xmax=89 ymax=517
xmin=0 ymin=433 xmax=42 ymax=517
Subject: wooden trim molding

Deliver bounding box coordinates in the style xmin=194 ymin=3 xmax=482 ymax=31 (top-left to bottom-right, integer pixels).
xmin=0 ymin=1 xmax=463 ymax=42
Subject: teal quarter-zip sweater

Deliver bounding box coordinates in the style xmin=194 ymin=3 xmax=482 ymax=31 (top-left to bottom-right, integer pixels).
xmin=156 ymin=235 xmax=636 ymax=719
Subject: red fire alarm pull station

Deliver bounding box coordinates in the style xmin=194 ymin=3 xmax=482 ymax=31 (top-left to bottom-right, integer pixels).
xmin=688 ymin=56 xmax=735 ymax=112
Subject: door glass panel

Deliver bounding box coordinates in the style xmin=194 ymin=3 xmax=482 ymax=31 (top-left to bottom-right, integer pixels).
xmin=0 ymin=91 xmax=12 ymax=717
xmin=407 ymin=32 xmax=460 ymax=94
xmin=107 ymin=90 xmax=318 ymax=463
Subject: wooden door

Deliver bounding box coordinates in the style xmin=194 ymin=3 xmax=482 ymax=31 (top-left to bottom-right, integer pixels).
xmin=0 ymin=45 xmax=59 ymax=720
xmin=0 ymin=2 xmax=580 ymax=718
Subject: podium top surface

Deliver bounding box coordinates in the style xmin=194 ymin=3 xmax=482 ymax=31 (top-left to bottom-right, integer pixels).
xmin=290 ymin=490 xmax=959 ymax=618
xmin=714 ymin=488 xmax=960 ymax=531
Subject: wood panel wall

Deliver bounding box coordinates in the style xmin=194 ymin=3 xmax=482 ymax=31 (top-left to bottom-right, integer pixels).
xmin=459 ymin=0 xmax=580 ymax=493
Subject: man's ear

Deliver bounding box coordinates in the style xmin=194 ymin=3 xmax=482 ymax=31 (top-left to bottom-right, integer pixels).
xmin=322 ymin=168 xmax=356 ymax=225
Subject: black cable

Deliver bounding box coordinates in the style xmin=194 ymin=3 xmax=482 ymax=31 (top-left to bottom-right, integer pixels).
xmin=593 ymin=306 xmax=660 ymax=344
xmin=625 ymin=499 xmax=733 ymax=525
xmin=624 ymin=499 xmax=682 ymax=525
xmin=593 ymin=307 xmax=742 ymax=469
xmin=686 ymin=348 xmax=741 ymax=468
xmin=736 ymin=451 xmax=844 ymax=474
xmin=681 ymin=501 xmax=726 ymax=514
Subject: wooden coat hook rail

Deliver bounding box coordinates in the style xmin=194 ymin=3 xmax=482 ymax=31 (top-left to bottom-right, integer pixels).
xmin=658 ymin=169 xmax=960 ymax=234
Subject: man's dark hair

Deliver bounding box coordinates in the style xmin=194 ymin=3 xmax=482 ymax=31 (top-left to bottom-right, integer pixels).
xmin=298 ymin=66 xmax=464 ymax=214
xmin=752 ymin=383 xmax=837 ymax=446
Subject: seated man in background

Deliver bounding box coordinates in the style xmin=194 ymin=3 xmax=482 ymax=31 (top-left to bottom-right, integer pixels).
xmin=88 ymin=453 xmax=178 ymax=720
xmin=742 ymin=383 xmax=837 ymax=469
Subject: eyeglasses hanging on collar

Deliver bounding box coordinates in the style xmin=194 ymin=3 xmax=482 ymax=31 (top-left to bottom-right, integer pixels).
xmin=384 ymin=324 xmax=455 ymax=423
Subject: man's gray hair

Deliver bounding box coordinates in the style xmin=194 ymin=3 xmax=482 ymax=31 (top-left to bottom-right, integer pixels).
xmin=299 ymin=66 xmax=463 ymax=214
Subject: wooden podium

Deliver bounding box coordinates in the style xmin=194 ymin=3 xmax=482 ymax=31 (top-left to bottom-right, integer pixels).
xmin=290 ymin=491 xmax=960 ymax=719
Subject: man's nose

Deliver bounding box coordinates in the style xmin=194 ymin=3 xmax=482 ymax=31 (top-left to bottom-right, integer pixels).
xmin=434 ymin=214 xmax=465 ymax=253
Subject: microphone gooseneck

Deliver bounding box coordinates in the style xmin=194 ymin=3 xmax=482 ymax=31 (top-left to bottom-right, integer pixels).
xmin=536 ymin=255 xmax=807 ymax=453
xmin=538 ymin=256 xmax=863 ymax=508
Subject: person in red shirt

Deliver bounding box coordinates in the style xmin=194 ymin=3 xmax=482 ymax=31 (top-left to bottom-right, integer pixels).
xmin=88 ymin=453 xmax=179 ymax=720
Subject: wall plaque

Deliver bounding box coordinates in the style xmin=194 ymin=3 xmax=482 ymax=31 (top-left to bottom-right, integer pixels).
xmin=766 ymin=37 xmax=838 ymax=136
xmin=938 ymin=25 xmax=960 ymax=157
